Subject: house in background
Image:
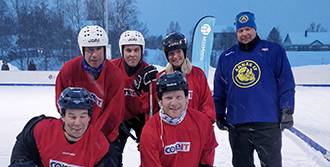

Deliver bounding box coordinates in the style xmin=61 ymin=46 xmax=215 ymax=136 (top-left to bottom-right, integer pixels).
xmin=283 ymin=31 xmax=330 ymax=51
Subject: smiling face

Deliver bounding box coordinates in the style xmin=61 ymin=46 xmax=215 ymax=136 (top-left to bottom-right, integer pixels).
xmin=159 ymin=90 xmax=188 ymax=119
xmin=236 ymin=27 xmax=257 ymax=44
xmin=123 ymin=45 xmax=142 ymax=67
xmin=83 ymin=46 xmax=105 ymax=68
xmin=62 ymin=109 xmax=91 ymax=142
xmin=167 ymin=49 xmax=185 ymax=68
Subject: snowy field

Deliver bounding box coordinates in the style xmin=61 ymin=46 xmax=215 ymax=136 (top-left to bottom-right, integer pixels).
xmin=1 ymin=65 xmax=330 ymax=166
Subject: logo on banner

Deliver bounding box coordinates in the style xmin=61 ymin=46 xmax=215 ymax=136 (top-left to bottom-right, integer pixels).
xmin=200 ymin=24 xmax=211 ymax=35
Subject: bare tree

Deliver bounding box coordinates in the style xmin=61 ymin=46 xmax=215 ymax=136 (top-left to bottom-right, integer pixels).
xmin=64 ymin=0 xmax=85 ymax=33
xmin=0 ymin=0 xmax=16 ymax=60
xmin=166 ymin=21 xmax=181 ymax=34
xmin=306 ymin=22 xmax=327 ymax=32
xmin=108 ymin=0 xmax=148 ymax=57
xmin=86 ymin=0 xmax=105 ymax=26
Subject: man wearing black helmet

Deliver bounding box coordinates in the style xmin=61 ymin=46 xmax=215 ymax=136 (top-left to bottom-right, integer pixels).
xmin=9 ymin=87 xmax=112 ymax=167
xmin=139 ymin=72 xmax=218 ymax=167
xmin=154 ymin=32 xmax=215 ymax=123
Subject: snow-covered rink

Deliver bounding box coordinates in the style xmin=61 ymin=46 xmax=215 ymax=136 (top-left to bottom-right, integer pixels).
xmin=1 ymin=86 xmax=330 ymax=166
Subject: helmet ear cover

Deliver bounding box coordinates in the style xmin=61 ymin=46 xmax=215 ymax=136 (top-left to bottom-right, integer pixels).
xmin=156 ymin=71 xmax=188 ymax=99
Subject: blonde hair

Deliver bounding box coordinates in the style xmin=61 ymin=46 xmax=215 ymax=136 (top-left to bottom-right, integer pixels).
xmin=164 ymin=58 xmax=192 ymax=75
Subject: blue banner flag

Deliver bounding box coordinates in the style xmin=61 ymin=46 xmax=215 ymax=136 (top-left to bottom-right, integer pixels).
xmin=191 ymin=16 xmax=216 ymax=78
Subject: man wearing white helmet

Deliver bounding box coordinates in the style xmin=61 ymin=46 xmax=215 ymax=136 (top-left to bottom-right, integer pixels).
xmin=55 ymin=25 xmax=126 ymax=166
xmin=111 ymin=30 xmax=158 ymax=166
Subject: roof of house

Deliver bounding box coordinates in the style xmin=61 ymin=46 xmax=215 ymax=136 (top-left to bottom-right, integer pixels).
xmin=284 ymin=32 xmax=330 ymax=45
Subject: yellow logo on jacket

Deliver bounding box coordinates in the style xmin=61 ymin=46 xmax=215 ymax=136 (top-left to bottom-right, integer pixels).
xmin=232 ymin=60 xmax=260 ymax=88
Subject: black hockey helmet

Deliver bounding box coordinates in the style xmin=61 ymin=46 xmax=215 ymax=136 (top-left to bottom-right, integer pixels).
xmin=156 ymin=71 xmax=188 ymax=99
xmin=58 ymin=87 xmax=94 ymax=116
xmin=162 ymin=32 xmax=187 ymax=60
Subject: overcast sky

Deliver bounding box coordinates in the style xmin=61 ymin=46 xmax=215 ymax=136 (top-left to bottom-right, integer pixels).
xmin=136 ymin=0 xmax=330 ymax=38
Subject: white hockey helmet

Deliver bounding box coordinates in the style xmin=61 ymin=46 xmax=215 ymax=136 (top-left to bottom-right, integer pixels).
xmin=78 ymin=25 xmax=108 ymax=55
xmin=119 ymin=30 xmax=145 ymax=56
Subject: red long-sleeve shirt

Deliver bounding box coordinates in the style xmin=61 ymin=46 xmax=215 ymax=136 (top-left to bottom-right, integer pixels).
xmin=34 ymin=118 xmax=109 ymax=167
xmin=55 ymin=56 xmax=125 ymax=141
xmin=159 ymin=66 xmax=216 ymax=122
xmin=111 ymin=58 xmax=158 ymax=120
xmin=139 ymin=108 xmax=218 ymax=167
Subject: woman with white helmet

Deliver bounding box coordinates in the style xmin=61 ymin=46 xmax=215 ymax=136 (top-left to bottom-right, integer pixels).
xmin=110 ymin=30 xmax=158 ymax=166
xmin=55 ymin=25 xmax=126 ymax=166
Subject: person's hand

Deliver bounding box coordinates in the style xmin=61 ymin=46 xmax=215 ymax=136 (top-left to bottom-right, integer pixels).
xmin=216 ymin=116 xmax=229 ymax=131
xmin=133 ymin=65 xmax=158 ymax=95
xmin=280 ymin=109 xmax=293 ymax=130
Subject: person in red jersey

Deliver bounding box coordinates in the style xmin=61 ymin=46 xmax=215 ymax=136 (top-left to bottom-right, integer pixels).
xmin=10 ymin=87 xmax=112 ymax=167
xmin=110 ymin=30 xmax=158 ymax=166
xmin=160 ymin=32 xmax=216 ymax=122
xmin=139 ymin=72 xmax=218 ymax=167
xmin=55 ymin=25 xmax=125 ymax=166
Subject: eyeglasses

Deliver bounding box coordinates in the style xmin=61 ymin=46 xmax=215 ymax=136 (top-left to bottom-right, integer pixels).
xmin=85 ymin=46 xmax=103 ymax=52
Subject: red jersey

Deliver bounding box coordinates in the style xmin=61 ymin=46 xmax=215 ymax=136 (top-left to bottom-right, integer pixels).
xmin=55 ymin=56 xmax=125 ymax=141
xmin=159 ymin=66 xmax=216 ymax=122
xmin=139 ymin=108 xmax=218 ymax=167
xmin=34 ymin=118 xmax=109 ymax=167
xmin=111 ymin=58 xmax=158 ymax=120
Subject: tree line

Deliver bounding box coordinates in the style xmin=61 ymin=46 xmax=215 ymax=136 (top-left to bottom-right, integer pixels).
xmin=0 ymin=0 xmax=327 ymax=70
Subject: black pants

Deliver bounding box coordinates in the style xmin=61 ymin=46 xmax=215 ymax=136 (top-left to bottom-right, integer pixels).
xmin=110 ymin=114 xmax=145 ymax=167
xmin=229 ymin=123 xmax=282 ymax=167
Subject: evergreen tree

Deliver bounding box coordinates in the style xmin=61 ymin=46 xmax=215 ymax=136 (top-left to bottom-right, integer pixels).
xmin=267 ymin=27 xmax=282 ymax=45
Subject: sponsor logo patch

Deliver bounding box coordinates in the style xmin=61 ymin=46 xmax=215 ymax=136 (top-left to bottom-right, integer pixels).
xmin=90 ymin=92 xmax=103 ymax=108
xmin=124 ymin=88 xmax=136 ymax=97
xmin=164 ymin=142 xmax=190 ymax=155
xmin=49 ymin=159 xmax=82 ymax=167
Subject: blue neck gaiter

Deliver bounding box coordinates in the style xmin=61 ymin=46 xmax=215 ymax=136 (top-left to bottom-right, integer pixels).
xmin=82 ymin=59 xmax=104 ymax=79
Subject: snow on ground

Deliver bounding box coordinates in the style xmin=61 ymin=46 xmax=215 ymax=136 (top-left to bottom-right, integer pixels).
xmin=1 ymin=65 xmax=330 ymax=166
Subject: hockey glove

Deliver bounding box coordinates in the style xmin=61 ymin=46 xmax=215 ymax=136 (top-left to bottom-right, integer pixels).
xmin=280 ymin=108 xmax=294 ymax=130
xmin=141 ymin=65 xmax=158 ymax=86
xmin=216 ymin=116 xmax=229 ymax=131
xmin=133 ymin=65 xmax=158 ymax=95
xmin=133 ymin=74 xmax=143 ymax=96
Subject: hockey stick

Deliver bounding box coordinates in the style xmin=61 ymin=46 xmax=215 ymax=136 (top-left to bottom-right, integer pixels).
xmin=149 ymin=83 xmax=153 ymax=118
xmin=288 ymin=127 xmax=330 ymax=162
xmin=120 ymin=124 xmax=138 ymax=143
